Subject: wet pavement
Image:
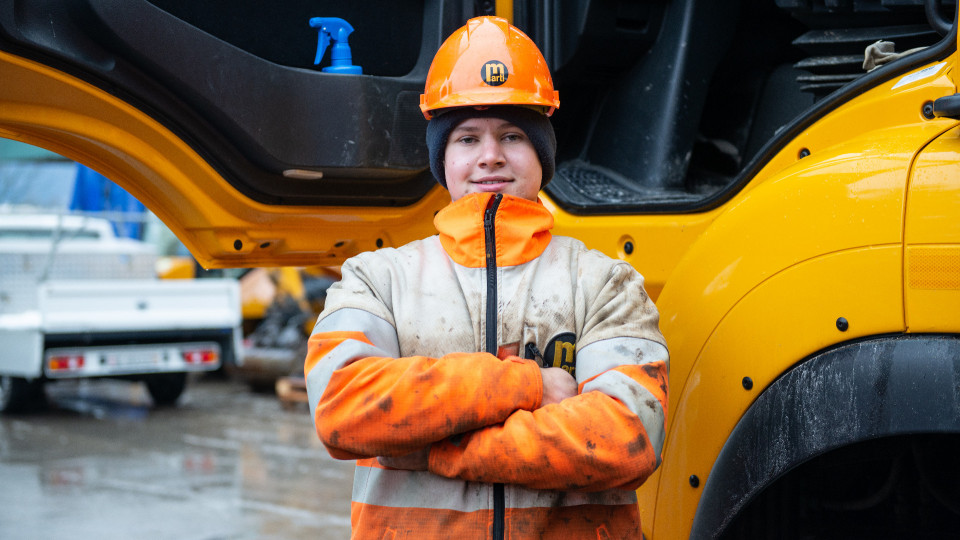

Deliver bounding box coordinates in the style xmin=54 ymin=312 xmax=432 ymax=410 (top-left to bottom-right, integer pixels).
xmin=0 ymin=376 xmax=354 ymax=540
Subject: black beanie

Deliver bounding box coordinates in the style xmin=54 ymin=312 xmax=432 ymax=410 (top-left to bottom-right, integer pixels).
xmin=426 ymin=106 xmax=556 ymax=189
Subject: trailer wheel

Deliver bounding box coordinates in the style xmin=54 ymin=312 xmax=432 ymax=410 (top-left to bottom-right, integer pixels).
xmin=145 ymin=373 xmax=187 ymax=406
xmin=0 ymin=376 xmax=44 ymax=413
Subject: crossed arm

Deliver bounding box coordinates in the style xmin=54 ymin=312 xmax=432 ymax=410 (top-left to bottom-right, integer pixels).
xmin=376 ymin=365 xmax=577 ymax=470
xmin=305 ymin=308 xmax=668 ymax=492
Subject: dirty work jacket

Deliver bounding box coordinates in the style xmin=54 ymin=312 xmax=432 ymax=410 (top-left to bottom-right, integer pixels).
xmin=305 ymin=192 xmax=669 ymax=539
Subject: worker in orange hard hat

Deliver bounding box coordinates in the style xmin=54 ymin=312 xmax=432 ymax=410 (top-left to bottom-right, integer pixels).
xmin=422 ymin=15 xmax=560 ymax=197
xmin=305 ymin=15 xmax=668 ymax=540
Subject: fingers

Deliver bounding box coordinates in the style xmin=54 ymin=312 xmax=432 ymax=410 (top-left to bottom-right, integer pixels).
xmin=539 ymin=367 xmax=577 ymax=407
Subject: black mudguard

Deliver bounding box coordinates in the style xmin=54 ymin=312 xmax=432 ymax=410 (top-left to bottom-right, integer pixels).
xmin=690 ymin=335 xmax=960 ymax=539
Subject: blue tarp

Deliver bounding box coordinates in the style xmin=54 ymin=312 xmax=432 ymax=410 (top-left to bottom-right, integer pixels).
xmin=69 ymin=164 xmax=145 ymax=239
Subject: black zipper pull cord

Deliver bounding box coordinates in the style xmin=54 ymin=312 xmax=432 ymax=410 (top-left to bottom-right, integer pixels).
xmin=525 ymin=342 xmax=544 ymax=364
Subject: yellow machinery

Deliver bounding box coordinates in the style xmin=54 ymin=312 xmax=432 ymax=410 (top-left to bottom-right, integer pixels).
xmin=237 ymin=265 xmax=339 ymax=391
xmin=1 ymin=1 xmax=959 ymax=537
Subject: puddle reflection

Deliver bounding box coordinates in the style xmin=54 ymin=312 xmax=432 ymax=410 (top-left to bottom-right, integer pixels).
xmin=0 ymin=378 xmax=353 ymax=540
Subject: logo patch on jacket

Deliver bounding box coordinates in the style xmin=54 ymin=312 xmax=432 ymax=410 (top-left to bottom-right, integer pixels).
xmin=526 ymin=332 xmax=576 ymax=377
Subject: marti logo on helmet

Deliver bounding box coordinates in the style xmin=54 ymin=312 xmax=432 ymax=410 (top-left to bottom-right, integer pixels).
xmin=481 ymin=60 xmax=508 ymax=86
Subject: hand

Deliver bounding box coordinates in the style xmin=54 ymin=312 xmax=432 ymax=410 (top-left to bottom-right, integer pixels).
xmin=377 ymin=445 xmax=430 ymax=470
xmin=539 ymin=367 xmax=577 ymax=407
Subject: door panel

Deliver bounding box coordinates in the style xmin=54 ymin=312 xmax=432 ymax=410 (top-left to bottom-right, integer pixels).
xmin=904 ymin=126 xmax=960 ymax=332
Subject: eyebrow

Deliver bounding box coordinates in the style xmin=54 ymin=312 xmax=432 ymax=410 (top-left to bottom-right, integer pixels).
xmin=450 ymin=120 xmax=519 ymax=134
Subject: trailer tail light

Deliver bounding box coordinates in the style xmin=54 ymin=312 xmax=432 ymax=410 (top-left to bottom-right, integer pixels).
xmin=48 ymin=354 xmax=85 ymax=372
xmin=183 ymin=348 xmax=219 ymax=365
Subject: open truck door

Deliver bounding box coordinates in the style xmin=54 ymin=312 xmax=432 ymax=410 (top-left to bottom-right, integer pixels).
xmin=2 ymin=1 xmax=960 ymax=537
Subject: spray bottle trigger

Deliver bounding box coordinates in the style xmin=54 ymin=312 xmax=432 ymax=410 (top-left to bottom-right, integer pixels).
xmin=314 ymin=31 xmax=331 ymax=66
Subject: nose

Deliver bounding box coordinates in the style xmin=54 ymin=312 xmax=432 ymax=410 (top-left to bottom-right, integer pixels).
xmin=477 ymin=137 xmax=505 ymax=168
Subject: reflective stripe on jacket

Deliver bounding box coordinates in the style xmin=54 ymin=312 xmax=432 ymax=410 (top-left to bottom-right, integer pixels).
xmin=305 ymin=192 xmax=669 ymax=539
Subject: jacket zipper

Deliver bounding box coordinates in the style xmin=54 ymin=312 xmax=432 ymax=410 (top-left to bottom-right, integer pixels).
xmin=483 ymin=194 xmax=502 ymax=356
xmin=483 ymin=194 xmax=505 ymax=540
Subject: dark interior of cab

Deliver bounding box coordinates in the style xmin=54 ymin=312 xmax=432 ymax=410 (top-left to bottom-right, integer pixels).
xmin=0 ymin=0 xmax=953 ymax=212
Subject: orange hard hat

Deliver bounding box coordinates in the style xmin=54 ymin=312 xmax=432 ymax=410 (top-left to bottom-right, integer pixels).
xmin=420 ymin=16 xmax=560 ymax=120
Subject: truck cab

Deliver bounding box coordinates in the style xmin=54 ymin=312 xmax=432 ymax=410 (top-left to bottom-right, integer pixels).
xmin=1 ymin=0 xmax=958 ymax=536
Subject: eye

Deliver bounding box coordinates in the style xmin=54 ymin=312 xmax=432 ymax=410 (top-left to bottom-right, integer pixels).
xmin=502 ymin=132 xmax=526 ymax=143
xmin=455 ymin=135 xmax=478 ymax=144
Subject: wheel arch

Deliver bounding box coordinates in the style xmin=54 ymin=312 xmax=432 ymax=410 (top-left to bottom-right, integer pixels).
xmin=690 ymin=334 xmax=960 ymax=538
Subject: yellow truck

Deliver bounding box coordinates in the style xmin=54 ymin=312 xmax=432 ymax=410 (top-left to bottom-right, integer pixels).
xmin=1 ymin=0 xmax=958 ymax=537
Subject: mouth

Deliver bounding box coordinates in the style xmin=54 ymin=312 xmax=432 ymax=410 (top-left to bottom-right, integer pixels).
xmin=471 ymin=177 xmax=512 ymax=186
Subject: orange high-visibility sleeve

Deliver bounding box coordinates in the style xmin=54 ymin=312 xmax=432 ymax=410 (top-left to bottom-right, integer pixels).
xmin=429 ymin=360 xmax=668 ymax=492
xmin=309 ymin=330 xmax=544 ymax=460
xmin=304 ymin=330 xmax=371 ymax=375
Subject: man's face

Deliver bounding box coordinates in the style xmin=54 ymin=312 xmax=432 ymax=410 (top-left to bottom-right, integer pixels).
xmin=443 ymin=117 xmax=543 ymax=202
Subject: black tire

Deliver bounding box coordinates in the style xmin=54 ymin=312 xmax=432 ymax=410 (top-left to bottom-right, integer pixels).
xmin=145 ymin=372 xmax=188 ymax=406
xmin=0 ymin=376 xmax=45 ymax=413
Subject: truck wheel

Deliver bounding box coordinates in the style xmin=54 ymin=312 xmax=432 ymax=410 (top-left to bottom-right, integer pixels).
xmin=0 ymin=376 xmax=44 ymax=413
xmin=145 ymin=373 xmax=187 ymax=406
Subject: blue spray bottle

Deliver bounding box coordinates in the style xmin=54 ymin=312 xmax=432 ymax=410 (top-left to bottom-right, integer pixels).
xmin=309 ymin=17 xmax=362 ymax=75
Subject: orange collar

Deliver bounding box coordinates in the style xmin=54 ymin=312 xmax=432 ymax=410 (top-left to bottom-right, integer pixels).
xmin=434 ymin=193 xmax=554 ymax=268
